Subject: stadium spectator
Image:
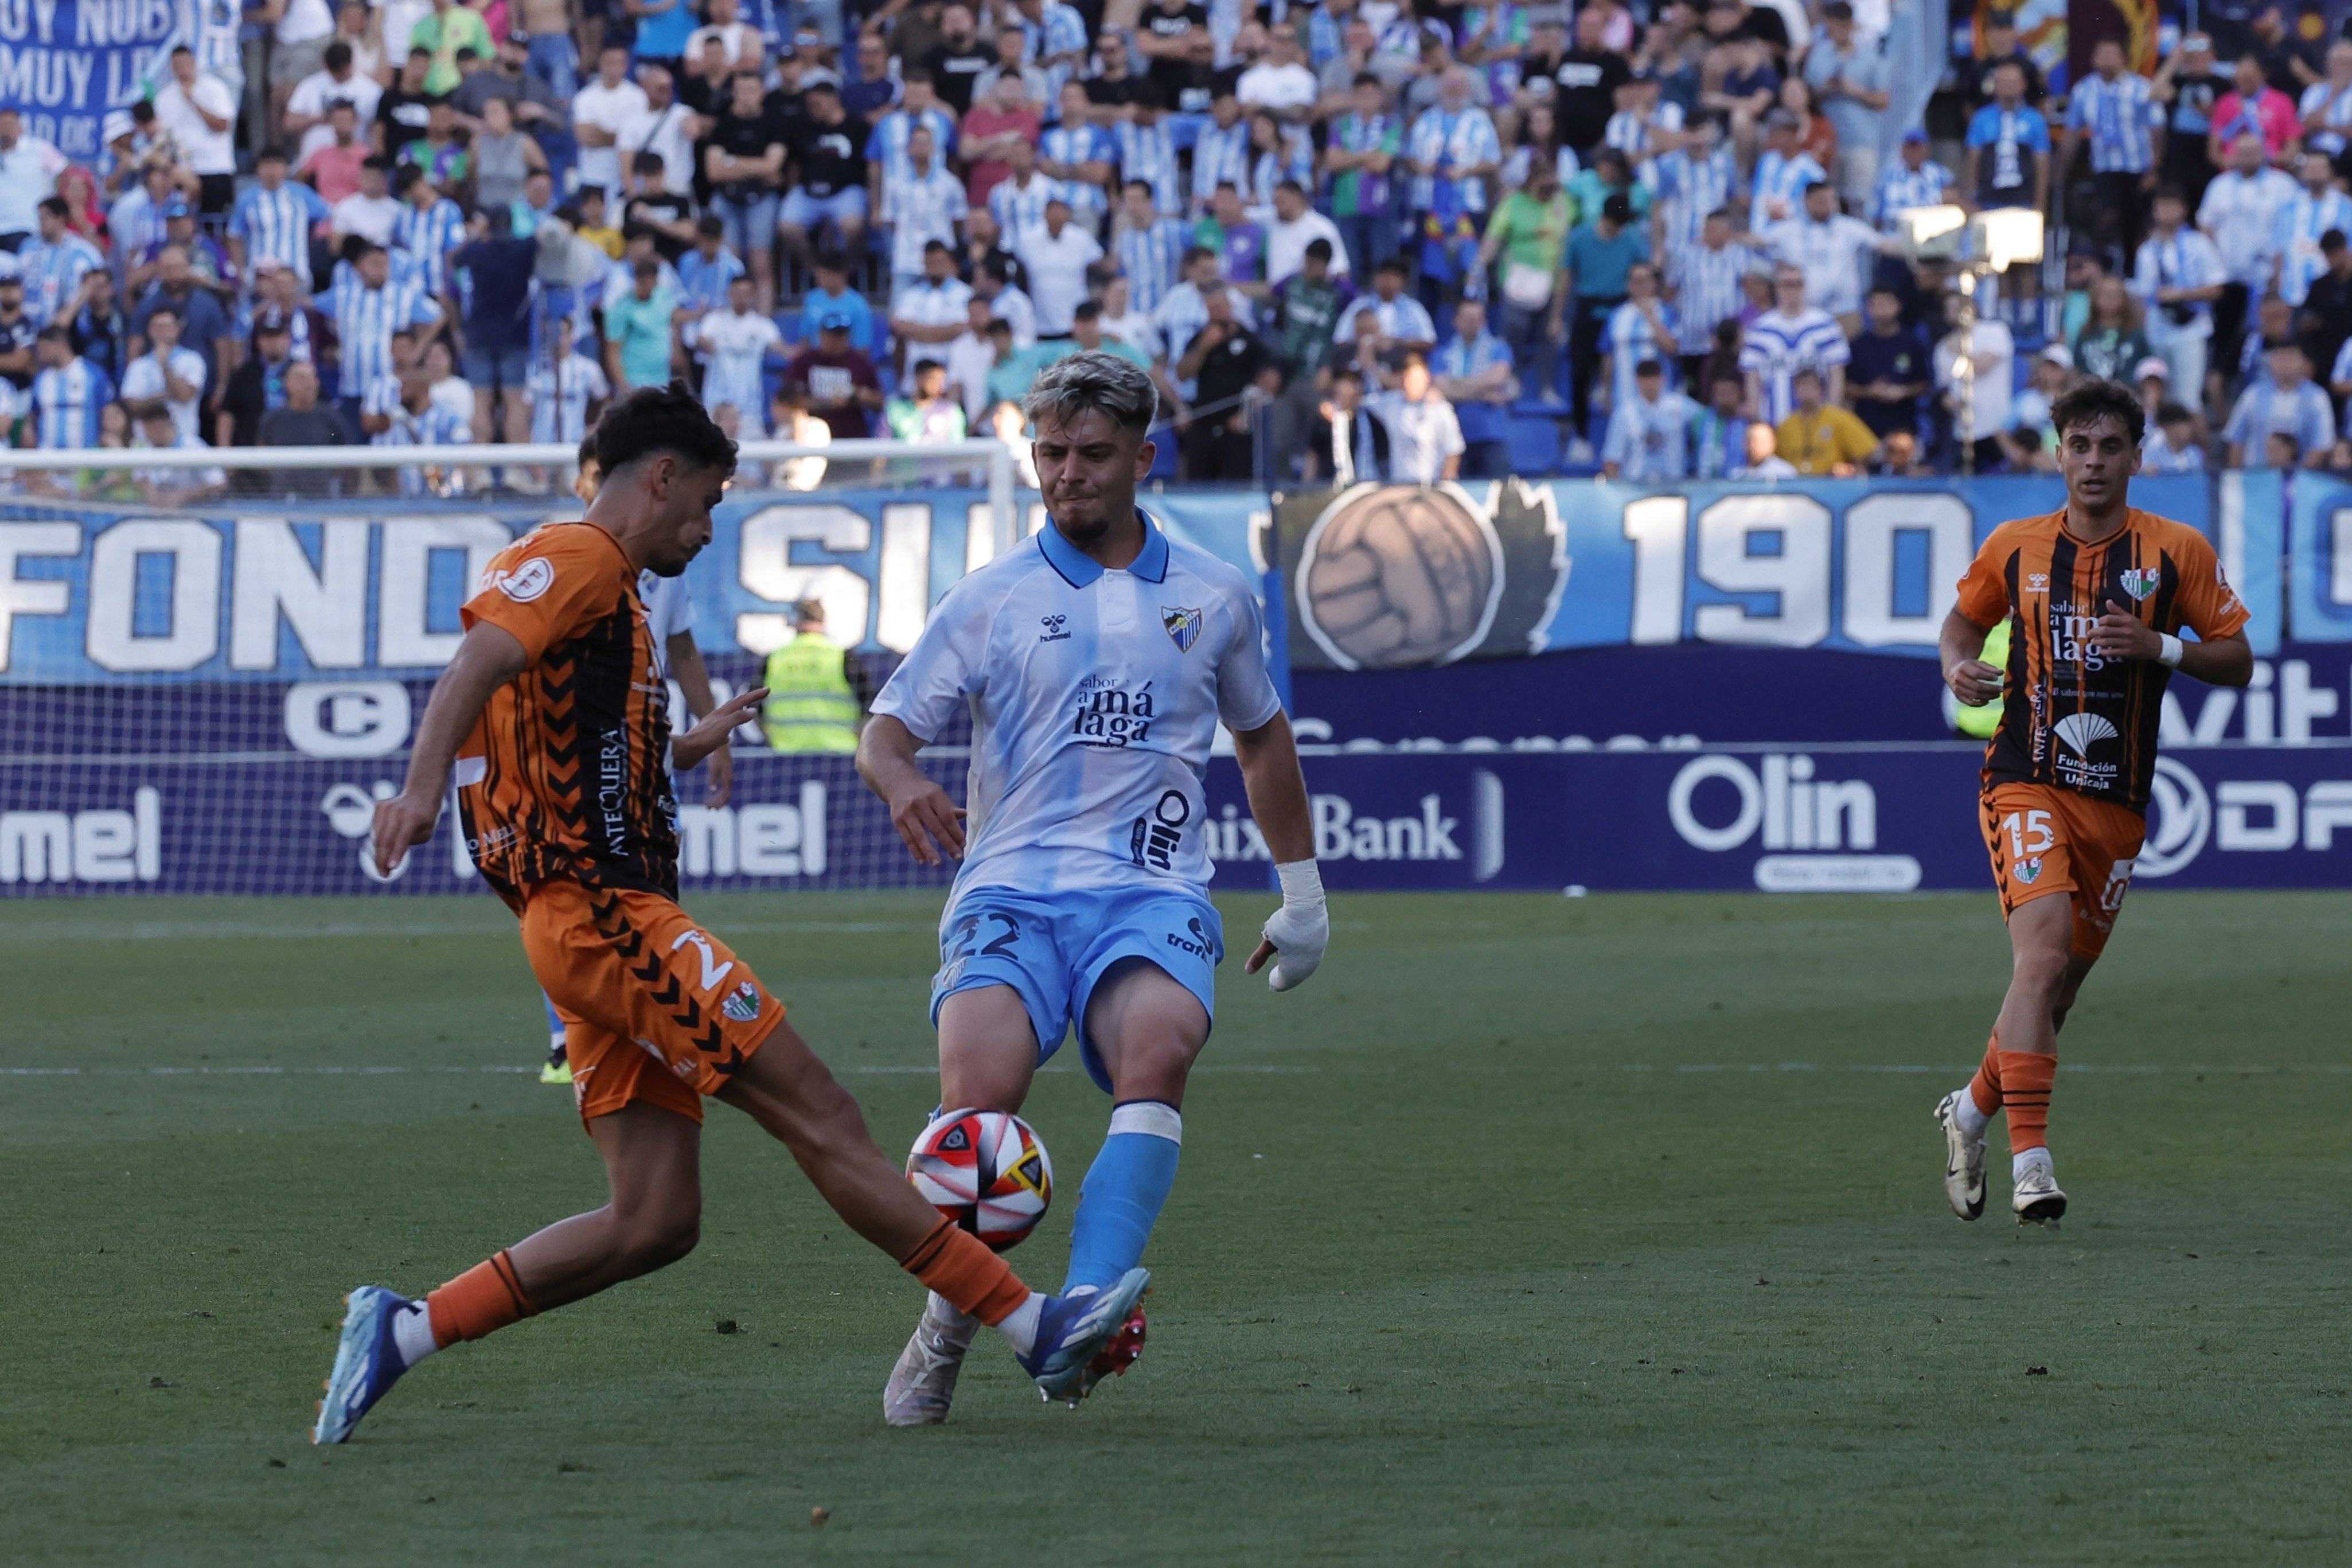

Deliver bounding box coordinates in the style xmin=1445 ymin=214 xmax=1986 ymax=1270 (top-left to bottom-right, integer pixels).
xmin=2225 ymin=340 xmax=2335 ymax=467
xmin=1432 ymin=295 xmax=1513 ymax=477
xmin=1015 ymin=200 xmax=1103 ymax=338
xmin=1774 ymin=365 xmax=1878 ymax=475
xmin=30 ymin=326 xmax=111 ymax=450
xmin=1933 ymin=289 xmax=2017 ymax=469
xmin=2135 ymin=186 xmax=2228 ymax=408
xmin=1562 ymin=193 xmax=1648 ymax=457
xmin=256 ymin=358 xmax=354 ymax=455
xmin=2209 ymin=50 xmax=2300 ymax=164
xmin=1370 ymin=349 xmax=1464 ymax=483
xmin=1740 ymin=264 xmax=1847 ymax=425
xmin=2144 ymin=399 xmax=2208 ymax=471
xmin=689 ymin=273 xmax=785 ymax=435
xmin=1803 ymin=3 xmax=1889 ymax=209
xmin=1175 ymin=287 xmax=1276 ymax=478
xmin=575 ymin=45 xmax=650 ymax=200
xmin=706 ymin=71 xmax=789 ymax=312
xmin=528 ymin=314 xmax=611 ymax=444
xmin=1601 ymin=357 xmax=1700 ymax=482
xmin=1848 ymin=287 xmax=1930 ymax=441
xmin=220 ymin=314 xmax=296 ymax=447
xmin=780 ymin=82 xmax=868 ymax=274
xmin=1600 ymin=261 xmax=1676 ymax=418
xmin=1964 ymin=61 xmax=2049 ymax=214
xmin=884 ymin=125 xmax=969 ymax=301
xmin=786 ymin=309 xmax=885 ymax=439
xmin=1477 ymin=153 xmax=1571 ymax=403
xmin=1691 ymin=373 xmax=1756 ymax=478
xmin=151 ymin=49 xmax=238 ymax=217
xmin=886 ymin=356 xmax=969 ymax=445
xmin=2062 ymin=37 xmax=2163 ymax=264
xmin=120 ymin=305 xmax=208 ymax=445
xmin=20 ymin=200 xmax=104 ymax=331
xmin=132 ymin=404 xmax=225 ymax=501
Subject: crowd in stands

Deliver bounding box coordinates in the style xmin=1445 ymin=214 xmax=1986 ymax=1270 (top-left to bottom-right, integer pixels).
xmin=9 ymin=0 xmax=2352 ymax=493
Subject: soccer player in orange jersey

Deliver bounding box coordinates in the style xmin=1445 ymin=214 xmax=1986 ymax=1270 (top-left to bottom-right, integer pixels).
xmin=313 ymin=387 xmax=1148 ymax=1443
xmin=1936 ymin=379 xmax=2252 ymax=1225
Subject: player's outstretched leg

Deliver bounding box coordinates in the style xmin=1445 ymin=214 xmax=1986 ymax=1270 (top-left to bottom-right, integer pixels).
xmin=540 ymin=992 xmax=570 ymax=1085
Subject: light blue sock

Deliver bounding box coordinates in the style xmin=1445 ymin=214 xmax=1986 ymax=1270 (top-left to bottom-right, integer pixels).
xmin=543 ymin=993 xmax=563 ymax=1036
xmin=1062 ymin=1101 xmax=1182 ymax=1295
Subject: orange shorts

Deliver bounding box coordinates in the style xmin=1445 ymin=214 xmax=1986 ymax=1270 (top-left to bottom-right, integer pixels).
xmin=1979 ymin=783 xmax=2148 ymax=960
xmin=519 ymin=880 xmax=785 ymax=1127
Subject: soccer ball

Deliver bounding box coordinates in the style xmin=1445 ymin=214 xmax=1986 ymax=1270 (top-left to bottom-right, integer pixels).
xmin=906 ymin=1109 xmax=1054 ymax=1251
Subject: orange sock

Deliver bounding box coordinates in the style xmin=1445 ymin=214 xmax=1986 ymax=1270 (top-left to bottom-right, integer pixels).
xmin=426 ymin=1250 xmax=537 ymax=1349
xmin=902 ymin=1220 xmax=1031 ymax=1327
xmin=1995 ymin=1050 xmax=2057 ymax=1153
xmin=1968 ymin=1035 xmax=2004 ymax=1117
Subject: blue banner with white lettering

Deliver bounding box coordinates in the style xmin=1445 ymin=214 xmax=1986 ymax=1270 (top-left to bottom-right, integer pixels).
xmin=1269 ymin=473 xmax=2284 ymax=668
xmin=2287 ymin=473 xmax=2352 ymax=643
xmin=0 ymin=0 xmax=194 ymax=162
xmin=0 ymin=488 xmax=1273 ymax=685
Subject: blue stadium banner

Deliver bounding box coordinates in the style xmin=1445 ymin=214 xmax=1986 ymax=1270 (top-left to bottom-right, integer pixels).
xmin=1271 ymin=473 xmax=2283 ymax=670
xmin=0 ymin=489 xmax=1274 ymax=685
xmin=13 ymin=740 xmax=2352 ymax=895
xmin=2286 ymin=472 xmax=2352 ymax=643
xmin=0 ymin=0 xmax=184 ymax=161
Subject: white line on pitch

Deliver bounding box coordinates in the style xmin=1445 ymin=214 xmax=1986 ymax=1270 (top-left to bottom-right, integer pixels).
xmin=1645 ymin=1063 xmax=2352 ymax=1075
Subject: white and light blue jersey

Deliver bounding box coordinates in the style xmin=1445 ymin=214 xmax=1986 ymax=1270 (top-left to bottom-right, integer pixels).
xmin=1113 ymin=118 xmax=1182 ymax=216
xmin=1873 ymin=157 xmax=1957 ymax=231
xmin=2272 ymin=187 xmax=2352 ymax=306
xmin=2065 ymin=72 xmax=2160 ymax=174
xmin=230 ymin=181 xmax=333 ymax=286
xmin=18 ymin=232 xmax=103 ymax=326
xmin=1042 ymin=122 xmax=1117 ymax=214
xmin=392 ymin=197 xmax=468 ymax=296
xmin=873 ymin=514 xmax=1282 ymax=899
xmin=1116 ymin=216 xmax=1190 ymax=317
xmin=319 ymin=276 xmax=442 ymax=389
xmin=32 ymin=357 xmax=114 ymax=448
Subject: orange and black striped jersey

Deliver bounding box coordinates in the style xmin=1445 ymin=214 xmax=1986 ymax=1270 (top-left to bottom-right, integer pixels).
xmin=1955 ymin=506 xmax=2249 ymax=814
xmin=454 ymin=522 xmax=679 ymax=911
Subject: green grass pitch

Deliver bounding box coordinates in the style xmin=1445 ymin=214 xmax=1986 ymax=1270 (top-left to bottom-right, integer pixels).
xmin=3 ymin=888 xmax=2349 ymax=1565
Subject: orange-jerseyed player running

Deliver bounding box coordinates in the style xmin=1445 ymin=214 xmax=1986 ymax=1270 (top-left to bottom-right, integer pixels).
xmin=313 ymin=387 xmax=1148 ymax=1443
xmin=1935 ymin=379 xmax=2251 ymax=1226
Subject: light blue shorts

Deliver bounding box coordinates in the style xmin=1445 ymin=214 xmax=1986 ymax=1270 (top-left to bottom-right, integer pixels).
xmin=930 ymin=884 xmax=1222 ymax=1092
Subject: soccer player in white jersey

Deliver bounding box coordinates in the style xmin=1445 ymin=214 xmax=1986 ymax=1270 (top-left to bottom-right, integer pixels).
xmin=857 ymin=352 xmax=1328 ymax=1421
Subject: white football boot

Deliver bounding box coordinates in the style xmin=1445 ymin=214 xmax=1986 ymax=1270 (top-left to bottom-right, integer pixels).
xmin=883 ymin=1296 xmax=978 ymax=1427
xmin=1934 ymin=1089 xmax=1987 ymax=1221
xmin=2012 ymin=1152 xmax=2068 ymax=1227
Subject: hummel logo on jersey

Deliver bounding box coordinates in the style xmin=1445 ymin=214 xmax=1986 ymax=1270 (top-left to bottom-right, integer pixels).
xmin=2120 ymin=567 xmax=2161 ymax=600
xmin=1162 ymin=604 xmax=1203 ymax=653
xmin=2027 ymin=572 xmax=2049 ymax=591
xmin=1039 ymin=614 xmax=1070 ymax=642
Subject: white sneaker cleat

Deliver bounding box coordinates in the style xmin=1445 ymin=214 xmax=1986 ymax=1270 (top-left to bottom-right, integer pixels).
xmin=2013 ymin=1156 xmax=2068 ymax=1227
xmin=883 ymin=1300 xmax=978 ymax=1427
xmin=1934 ymin=1089 xmax=1987 ymax=1221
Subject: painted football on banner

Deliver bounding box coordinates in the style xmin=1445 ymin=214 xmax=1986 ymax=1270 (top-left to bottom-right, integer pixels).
xmin=906 ymin=1109 xmax=1055 ymax=1251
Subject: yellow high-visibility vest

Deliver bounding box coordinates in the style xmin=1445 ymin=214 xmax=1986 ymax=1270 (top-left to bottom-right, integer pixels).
xmin=1956 ymin=617 xmax=2011 ymax=740
xmin=761 ymin=631 xmax=860 ymax=753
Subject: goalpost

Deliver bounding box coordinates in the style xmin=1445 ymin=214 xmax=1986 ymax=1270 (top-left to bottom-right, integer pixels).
xmin=0 ymin=440 xmax=1024 ymax=898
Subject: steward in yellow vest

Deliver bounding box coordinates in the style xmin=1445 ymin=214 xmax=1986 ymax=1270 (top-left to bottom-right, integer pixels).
xmin=761 ymin=602 xmax=861 ymax=753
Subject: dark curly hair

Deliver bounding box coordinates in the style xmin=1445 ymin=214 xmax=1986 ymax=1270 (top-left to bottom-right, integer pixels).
xmin=2050 ymin=377 xmax=2145 ymax=447
xmin=592 ymin=381 xmax=738 ymax=479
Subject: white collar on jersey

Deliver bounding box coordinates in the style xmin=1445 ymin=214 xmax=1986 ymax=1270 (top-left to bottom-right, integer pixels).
xmin=1036 ymin=507 xmax=1171 ymax=587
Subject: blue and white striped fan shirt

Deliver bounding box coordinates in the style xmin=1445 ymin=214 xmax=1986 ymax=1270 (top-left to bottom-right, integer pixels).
xmin=322 ymin=277 xmax=443 ymax=389
xmin=886 ymin=163 xmax=969 ymax=276
xmin=526 ymin=352 xmax=610 ymax=444
xmin=32 ymin=357 xmax=114 ymax=448
xmin=1602 ymin=391 xmax=1700 ymax=481
xmin=1116 ymin=216 xmax=1191 ymax=317
xmin=2131 ymin=227 xmax=2226 ymax=333
xmin=2065 ymin=72 xmax=2160 ymax=174
xmin=1020 ymin=0 xmax=1090 ymax=103
xmin=676 ymin=247 xmax=746 ymax=317
xmin=17 ymin=232 xmax=103 ymax=327
xmin=689 ymin=307 xmax=782 ymax=434
xmin=229 ymin=181 xmax=333 ymax=286
xmin=2300 ymin=80 xmax=2352 ymax=157
xmin=1666 ymin=240 xmax=1753 ymax=354
xmin=867 ymin=107 xmax=961 ymax=193
xmin=989 ymin=174 xmax=1058 ymax=253
xmin=1873 ymin=158 xmax=1957 ymax=231
xmin=2272 ymin=188 xmax=2352 ymax=306
xmin=1750 ymin=149 xmax=1827 ymax=227
xmin=1737 ymin=306 xmax=1851 ymax=424
xmin=1113 ymin=119 xmax=1183 ymax=216
xmin=1604 ymin=103 xmax=1684 ymax=165
xmin=392 ymin=197 xmax=467 ymax=296
xmin=1042 ymin=122 xmax=1117 ymax=215
xmin=1603 ymin=298 xmax=1680 ymax=408
xmin=1191 ymin=119 xmax=1253 ymax=211
xmin=1652 ymin=144 xmax=1736 ymax=251
xmin=1405 ymin=107 xmax=1503 ymax=215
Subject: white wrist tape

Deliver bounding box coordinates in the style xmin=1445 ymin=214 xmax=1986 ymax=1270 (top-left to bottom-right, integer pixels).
xmin=2157 ymin=633 xmax=2183 ymax=669
xmin=1262 ymin=859 xmax=1329 ymax=993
